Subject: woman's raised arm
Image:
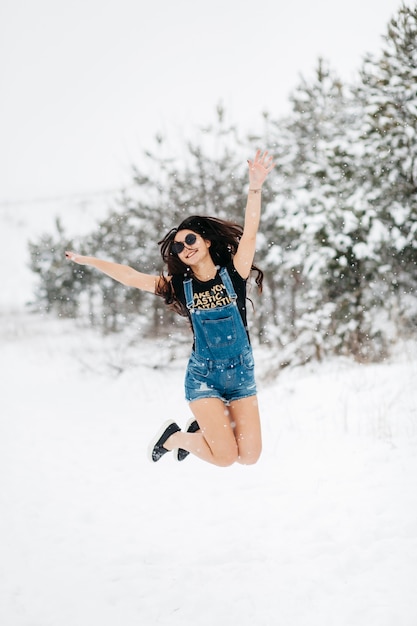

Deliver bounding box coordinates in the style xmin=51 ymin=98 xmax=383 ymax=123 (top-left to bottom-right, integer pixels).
xmin=233 ymin=150 xmax=275 ymax=279
xmin=65 ymin=251 xmax=161 ymax=293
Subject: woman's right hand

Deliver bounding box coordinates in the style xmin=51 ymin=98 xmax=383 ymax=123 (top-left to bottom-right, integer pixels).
xmin=65 ymin=251 xmax=87 ymax=265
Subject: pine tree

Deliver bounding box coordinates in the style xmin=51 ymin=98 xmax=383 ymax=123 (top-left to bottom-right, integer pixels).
xmin=28 ymin=218 xmax=86 ymax=318
xmin=263 ymin=60 xmax=382 ymax=362
xmin=356 ymin=2 xmax=417 ymax=335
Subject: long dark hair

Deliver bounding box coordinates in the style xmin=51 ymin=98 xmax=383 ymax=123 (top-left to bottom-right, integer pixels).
xmin=156 ymin=215 xmax=263 ymax=316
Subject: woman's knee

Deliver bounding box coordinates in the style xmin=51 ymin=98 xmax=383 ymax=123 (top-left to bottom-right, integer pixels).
xmin=237 ymin=444 xmax=262 ymax=465
xmin=211 ymin=443 xmax=239 ymax=467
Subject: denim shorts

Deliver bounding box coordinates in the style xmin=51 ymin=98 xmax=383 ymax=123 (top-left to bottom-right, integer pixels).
xmin=184 ymin=347 xmax=257 ymax=404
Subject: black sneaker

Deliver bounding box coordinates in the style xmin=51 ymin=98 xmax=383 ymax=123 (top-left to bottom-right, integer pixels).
xmin=177 ymin=419 xmax=200 ymax=462
xmin=148 ymin=420 xmax=181 ymax=462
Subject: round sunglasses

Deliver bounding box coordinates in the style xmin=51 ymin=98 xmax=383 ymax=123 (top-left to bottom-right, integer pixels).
xmin=171 ymin=233 xmax=197 ymax=255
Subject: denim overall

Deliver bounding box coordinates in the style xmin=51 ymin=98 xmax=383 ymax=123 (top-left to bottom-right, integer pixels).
xmin=183 ymin=267 xmax=257 ymax=403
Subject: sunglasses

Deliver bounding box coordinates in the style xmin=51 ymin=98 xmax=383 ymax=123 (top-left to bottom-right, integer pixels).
xmin=171 ymin=233 xmax=197 ymax=255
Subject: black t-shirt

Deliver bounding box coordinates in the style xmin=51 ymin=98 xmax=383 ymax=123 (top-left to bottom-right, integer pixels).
xmin=171 ymin=262 xmax=249 ymax=336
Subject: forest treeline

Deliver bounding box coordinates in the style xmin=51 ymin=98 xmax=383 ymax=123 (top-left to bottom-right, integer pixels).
xmin=29 ymin=4 xmax=417 ymax=366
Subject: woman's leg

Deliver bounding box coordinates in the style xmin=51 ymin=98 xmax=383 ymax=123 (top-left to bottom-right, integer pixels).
xmin=228 ymin=395 xmax=262 ymax=465
xmin=164 ymin=397 xmax=239 ymax=467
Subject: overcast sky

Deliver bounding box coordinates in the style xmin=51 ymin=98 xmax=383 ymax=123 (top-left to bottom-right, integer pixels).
xmin=0 ymin=0 xmax=407 ymax=203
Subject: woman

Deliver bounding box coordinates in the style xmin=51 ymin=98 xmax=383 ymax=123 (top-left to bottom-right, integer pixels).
xmin=66 ymin=149 xmax=274 ymax=467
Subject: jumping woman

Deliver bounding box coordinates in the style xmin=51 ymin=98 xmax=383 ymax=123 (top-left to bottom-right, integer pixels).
xmin=66 ymin=149 xmax=275 ymax=467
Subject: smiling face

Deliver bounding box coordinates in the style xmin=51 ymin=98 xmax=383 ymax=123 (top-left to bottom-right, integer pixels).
xmin=173 ymin=229 xmax=211 ymax=265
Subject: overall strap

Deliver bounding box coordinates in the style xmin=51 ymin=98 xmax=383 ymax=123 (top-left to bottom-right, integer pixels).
xmin=183 ymin=277 xmax=194 ymax=310
xmin=219 ymin=267 xmax=237 ymax=301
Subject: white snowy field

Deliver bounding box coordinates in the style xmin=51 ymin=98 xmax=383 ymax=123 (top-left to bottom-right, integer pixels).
xmin=1 ymin=203 xmax=417 ymax=625
xmin=1 ymin=310 xmax=417 ymax=626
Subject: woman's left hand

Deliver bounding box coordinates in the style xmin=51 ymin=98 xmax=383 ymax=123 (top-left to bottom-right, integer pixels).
xmin=247 ymin=149 xmax=275 ymax=189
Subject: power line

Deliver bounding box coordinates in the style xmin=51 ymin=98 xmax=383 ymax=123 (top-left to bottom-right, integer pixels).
xmin=0 ymin=185 xmax=134 ymax=208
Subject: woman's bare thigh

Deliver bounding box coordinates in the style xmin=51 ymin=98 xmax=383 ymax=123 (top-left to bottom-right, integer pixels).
xmin=228 ymin=395 xmax=262 ymax=464
xmin=189 ymin=397 xmax=238 ymax=465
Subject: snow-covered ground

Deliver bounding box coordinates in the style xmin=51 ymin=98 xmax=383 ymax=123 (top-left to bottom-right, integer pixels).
xmin=1 ymin=310 xmax=416 ymax=626
xmin=1 ymin=205 xmax=417 ymax=625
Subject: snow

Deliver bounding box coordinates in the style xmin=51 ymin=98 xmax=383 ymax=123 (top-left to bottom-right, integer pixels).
xmin=1 ymin=205 xmax=417 ymax=626
xmin=1 ymin=310 xmax=417 ymax=626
